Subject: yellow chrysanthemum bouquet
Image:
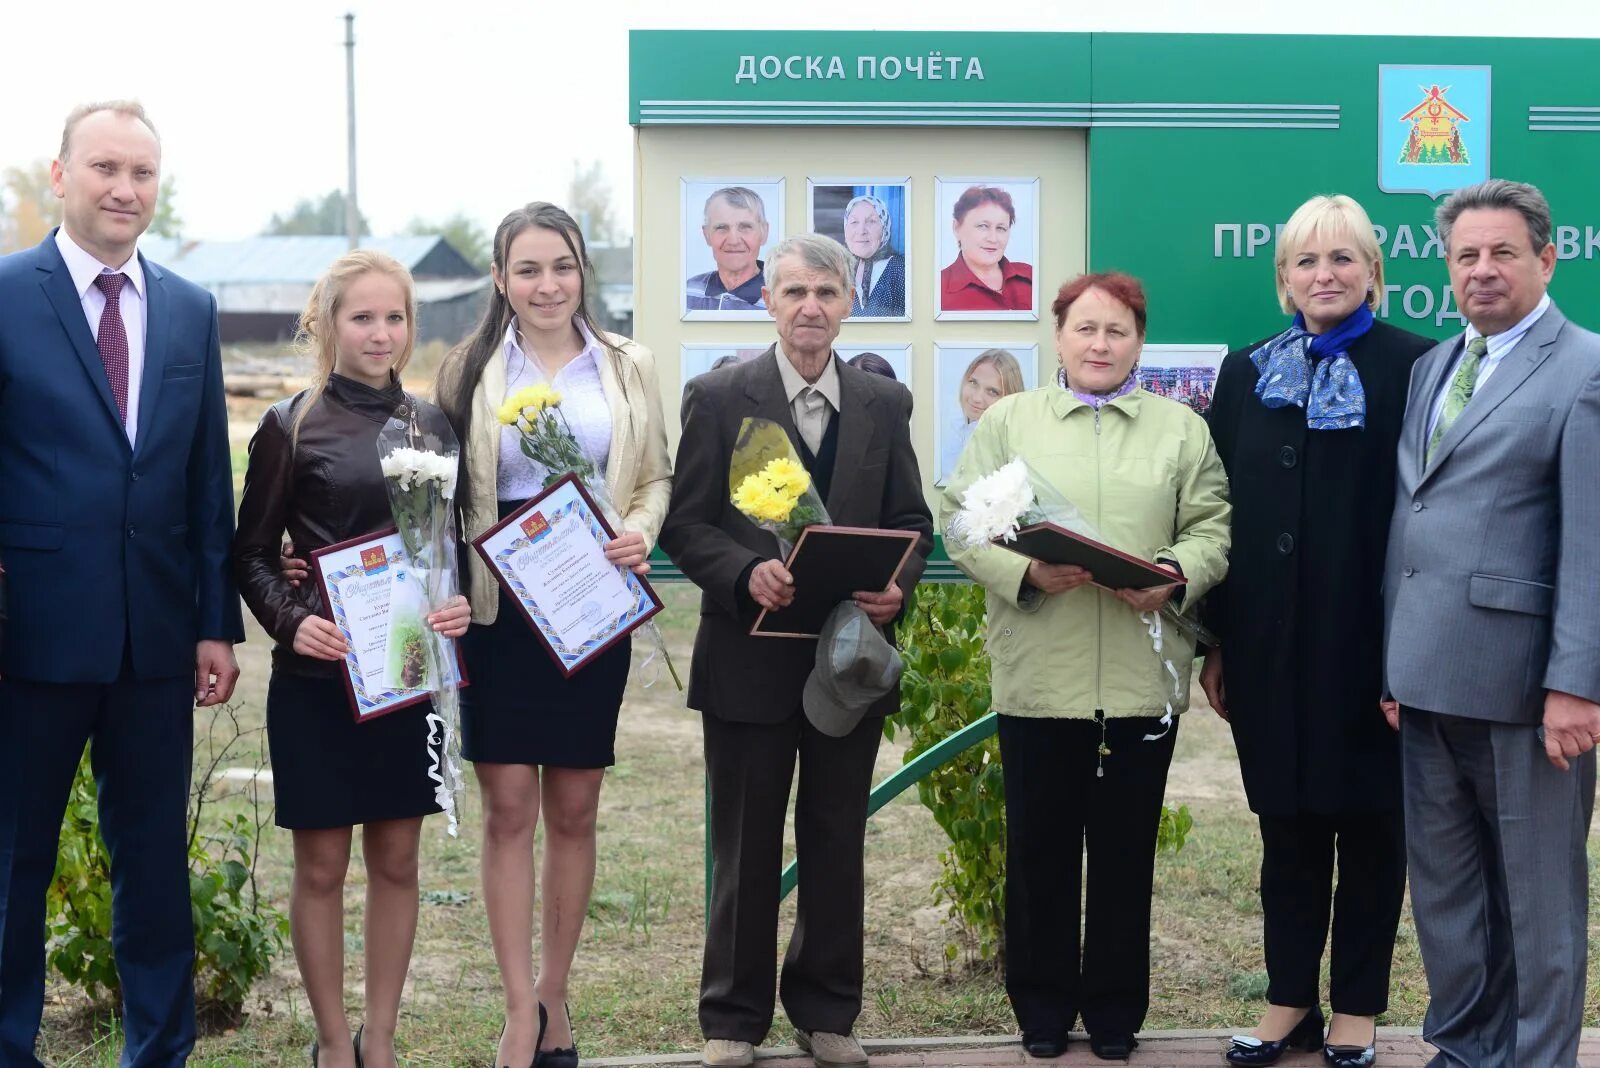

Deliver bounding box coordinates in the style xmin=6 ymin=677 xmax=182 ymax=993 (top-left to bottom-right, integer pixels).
xmin=728 ymin=417 xmax=831 ymax=554
xmin=496 ymin=383 xmax=597 ymax=489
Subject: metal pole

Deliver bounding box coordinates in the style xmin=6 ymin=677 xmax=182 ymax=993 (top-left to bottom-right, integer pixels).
xmin=343 ymin=13 xmax=359 ymax=249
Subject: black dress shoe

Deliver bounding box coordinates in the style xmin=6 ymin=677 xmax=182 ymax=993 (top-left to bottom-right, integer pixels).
xmin=1226 ymin=1007 xmax=1326 ymax=1065
xmin=534 ymin=1002 xmax=579 ymax=1068
xmin=1089 ymin=1033 xmax=1137 ymax=1060
xmin=353 ymin=1024 xmax=365 ymax=1068
xmin=1022 ymin=1031 xmax=1068 ymax=1059
xmin=1323 ymin=1039 xmax=1376 ymax=1067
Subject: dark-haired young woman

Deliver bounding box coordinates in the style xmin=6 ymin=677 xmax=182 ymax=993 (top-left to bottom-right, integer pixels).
xmin=435 ymin=203 xmax=673 ymax=1068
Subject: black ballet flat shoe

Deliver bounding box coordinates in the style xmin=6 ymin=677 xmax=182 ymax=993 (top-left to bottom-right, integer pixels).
xmin=1226 ymin=1007 xmax=1326 ymax=1065
xmin=353 ymin=1024 xmax=365 ymax=1068
xmin=309 ymin=1040 xmax=319 ymax=1067
xmin=1323 ymin=1039 xmax=1377 ymax=1067
xmin=1021 ymin=1030 xmax=1068 ymax=1059
xmin=534 ymin=1001 xmax=580 ymax=1068
xmin=1089 ymin=1033 xmax=1137 ymax=1061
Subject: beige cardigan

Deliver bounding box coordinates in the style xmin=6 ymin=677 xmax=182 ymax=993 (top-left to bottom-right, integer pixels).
xmin=438 ymin=331 xmax=674 ymax=625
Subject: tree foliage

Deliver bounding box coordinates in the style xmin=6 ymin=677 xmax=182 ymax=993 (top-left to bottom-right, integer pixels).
xmin=405 ymin=212 xmax=490 ymax=272
xmin=264 ymin=189 xmax=369 ymax=236
xmin=1 ymin=160 xmax=57 ymax=254
xmin=568 ymin=159 xmax=619 ymax=245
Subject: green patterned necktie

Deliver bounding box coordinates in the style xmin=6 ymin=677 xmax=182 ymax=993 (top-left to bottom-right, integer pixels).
xmin=1426 ymin=335 xmax=1489 ymax=463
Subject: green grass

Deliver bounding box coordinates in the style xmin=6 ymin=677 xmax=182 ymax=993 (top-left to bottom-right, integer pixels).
xmin=33 ymin=586 xmax=1600 ymax=1064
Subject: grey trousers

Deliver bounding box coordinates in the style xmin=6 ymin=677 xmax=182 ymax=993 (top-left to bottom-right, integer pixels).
xmin=1401 ymin=707 xmax=1594 ymax=1068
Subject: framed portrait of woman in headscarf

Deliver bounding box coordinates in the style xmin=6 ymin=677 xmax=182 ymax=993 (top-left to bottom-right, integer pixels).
xmin=807 ymin=177 xmax=910 ymax=322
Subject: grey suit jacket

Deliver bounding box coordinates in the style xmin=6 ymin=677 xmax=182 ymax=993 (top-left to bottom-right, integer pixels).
xmin=1383 ymin=302 xmax=1600 ymax=723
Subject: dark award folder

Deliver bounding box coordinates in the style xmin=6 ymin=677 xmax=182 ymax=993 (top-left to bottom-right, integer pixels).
xmin=751 ymin=525 xmax=921 ymax=638
xmin=1000 ymin=522 xmax=1186 ymax=592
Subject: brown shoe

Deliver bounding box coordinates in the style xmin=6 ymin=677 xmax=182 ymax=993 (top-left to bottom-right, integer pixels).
xmin=795 ymin=1029 xmax=868 ymax=1068
xmin=702 ymin=1039 xmax=755 ymax=1067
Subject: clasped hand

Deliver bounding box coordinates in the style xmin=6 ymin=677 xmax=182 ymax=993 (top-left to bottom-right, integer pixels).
xmin=1025 ymin=560 xmax=1179 ymax=614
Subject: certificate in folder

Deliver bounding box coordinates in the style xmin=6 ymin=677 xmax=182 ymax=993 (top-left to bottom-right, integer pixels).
xmin=999 ymin=523 xmax=1185 ymax=592
xmin=751 ymin=525 xmax=921 ymax=638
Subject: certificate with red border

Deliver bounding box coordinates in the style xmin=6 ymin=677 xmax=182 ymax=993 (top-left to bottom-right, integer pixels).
xmin=312 ymin=528 xmax=467 ymax=722
xmin=471 ymin=473 xmax=664 ymax=678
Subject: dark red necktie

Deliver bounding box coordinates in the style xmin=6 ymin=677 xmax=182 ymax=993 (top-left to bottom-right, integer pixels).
xmin=94 ymin=272 xmax=130 ymax=423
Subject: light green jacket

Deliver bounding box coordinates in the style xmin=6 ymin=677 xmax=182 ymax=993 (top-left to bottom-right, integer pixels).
xmin=938 ymin=385 xmax=1231 ymax=719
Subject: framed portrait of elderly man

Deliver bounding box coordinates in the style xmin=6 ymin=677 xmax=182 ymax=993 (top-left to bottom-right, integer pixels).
xmin=933 ymin=342 xmax=1039 ymax=484
xmin=835 ymin=344 xmax=913 ymax=391
xmin=681 ymin=178 xmax=785 ymax=321
xmin=807 ymin=178 xmax=911 ymax=322
xmin=933 ymin=177 xmax=1040 ymax=321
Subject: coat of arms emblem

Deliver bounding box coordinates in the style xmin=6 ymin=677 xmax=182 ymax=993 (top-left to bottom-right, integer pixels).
xmin=1378 ymin=66 xmax=1491 ymax=198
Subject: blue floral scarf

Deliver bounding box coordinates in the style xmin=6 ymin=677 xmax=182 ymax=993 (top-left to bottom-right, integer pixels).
xmin=1249 ymin=303 xmax=1374 ymax=430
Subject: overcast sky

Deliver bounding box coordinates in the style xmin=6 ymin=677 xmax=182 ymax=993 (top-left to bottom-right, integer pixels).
xmin=4 ymin=0 xmax=1595 ymax=244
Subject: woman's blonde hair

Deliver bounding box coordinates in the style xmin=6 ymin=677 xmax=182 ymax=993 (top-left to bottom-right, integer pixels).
xmin=961 ymin=348 xmax=1026 ymax=401
xmin=1274 ymin=194 xmax=1385 ymax=315
xmin=290 ymin=249 xmax=418 ymax=445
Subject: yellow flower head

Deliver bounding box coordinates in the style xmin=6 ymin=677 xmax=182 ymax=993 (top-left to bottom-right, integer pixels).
xmin=501 ymin=384 xmax=562 ymax=424
xmin=732 ymin=474 xmax=797 ymax=525
xmin=761 ymin=457 xmax=811 ymax=498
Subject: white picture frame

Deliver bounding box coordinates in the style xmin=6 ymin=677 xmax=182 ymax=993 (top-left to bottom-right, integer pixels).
xmin=681 ymin=177 xmax=786 ymax=322
xmin=807 ymin=176 xmax=911 ymax=323
xmin=933 ymin=176 xmax=1041 ymax=322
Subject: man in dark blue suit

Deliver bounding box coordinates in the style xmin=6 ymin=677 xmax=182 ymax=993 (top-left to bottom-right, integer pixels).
xmin=0 ymin=101 xmax=243 ymax=1067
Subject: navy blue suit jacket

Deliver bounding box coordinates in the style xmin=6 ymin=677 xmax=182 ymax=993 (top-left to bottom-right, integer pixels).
xmin=0 ymin=231 xmax=244 ymax=683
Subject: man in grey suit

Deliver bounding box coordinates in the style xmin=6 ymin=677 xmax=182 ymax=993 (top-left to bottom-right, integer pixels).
xmin=1384 ymin=178 xmax=1600 ymax=1068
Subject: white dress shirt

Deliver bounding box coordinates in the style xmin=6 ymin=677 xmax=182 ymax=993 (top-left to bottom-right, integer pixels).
xmin=55 ymin=228 xmax=147 ymax=447
xmin=496 ymin=319 xmax=613 ymax=502
xmin=1425 ymin=293 xmax=1551 ymax=442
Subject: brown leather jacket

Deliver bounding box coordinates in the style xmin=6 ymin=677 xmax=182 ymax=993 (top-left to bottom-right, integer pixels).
xmin=233 ymin=373 xmax=417 ymax=677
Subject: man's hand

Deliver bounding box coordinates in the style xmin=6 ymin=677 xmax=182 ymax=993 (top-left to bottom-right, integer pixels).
xmin=195 ymin=639 xmax=240 ymax=706
xmin=749 ymin=559 xmax=795 ymax=611
xmin=281 ymin=540 xmax=309 ymax=588
xmin=1542 ymin=689 xmax=1600 ymax=771
xmin=1380 ymin=699 xmax=1400 ymax=732
xmin=1113 ymin=564 xmax=1181 ymax=614
xmin=853 ymin=584 xmax=904 ymax=627
xmin=604 ymin=531 xmax=651 ymax=574
xmin=1025 ymin=560 xmax=1094 ymax=596
xmin=1200 ymin=648 xmax=1227 ymax=721
xmin=292 ymin=617 xmax=349 ymax=662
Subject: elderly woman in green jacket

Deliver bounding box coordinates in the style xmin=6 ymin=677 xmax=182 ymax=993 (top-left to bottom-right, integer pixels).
xmin=939 ymin=271 xmax=1231 ymax=1063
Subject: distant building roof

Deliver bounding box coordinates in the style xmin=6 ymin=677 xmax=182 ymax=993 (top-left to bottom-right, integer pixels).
xmin=139 ymin=234 xmax=479 ymax=285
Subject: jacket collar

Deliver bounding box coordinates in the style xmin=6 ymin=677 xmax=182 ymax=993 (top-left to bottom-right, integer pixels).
xmin=325 ymin=372 xmax=405 ymax=422
xmin=1046 ymin=380 xmax=1147 ymax=421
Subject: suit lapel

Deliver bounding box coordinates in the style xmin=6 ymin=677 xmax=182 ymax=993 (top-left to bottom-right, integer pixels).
xmin=1420 ymin=310 xmax=1563 ymax=485
xmin=39 ymin=250 xmax=128 ymax=448
xmin=743 ymin=348 xmax=804 ymax=448
xmin=134 ymin=257 xmax=169 ymax=460
xmin=825 ymin=359 xmax=875 ymax=521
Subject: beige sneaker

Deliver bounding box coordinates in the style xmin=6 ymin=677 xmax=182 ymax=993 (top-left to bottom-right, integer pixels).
xmin=702 ymin=1038 xmax=755 ymax=1067
xmin=795 ymin=1029 xmax=868 ymax=1068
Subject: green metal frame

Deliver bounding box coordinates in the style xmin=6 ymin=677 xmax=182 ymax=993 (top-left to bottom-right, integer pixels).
xmin=702 ymin=710 xmax=999 ymax=913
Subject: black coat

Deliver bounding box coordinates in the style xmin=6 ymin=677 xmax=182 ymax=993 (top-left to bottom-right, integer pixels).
xmin=1205 ymin=320 xmax=1433 ymax=816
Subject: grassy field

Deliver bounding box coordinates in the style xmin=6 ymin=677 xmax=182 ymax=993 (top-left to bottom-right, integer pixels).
xmin=32 ymin=542 xmax=1600 ymax=1064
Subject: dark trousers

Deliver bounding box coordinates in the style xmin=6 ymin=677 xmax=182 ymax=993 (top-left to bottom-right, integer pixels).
xmin=998 ymin=713 xmax=1178 ymax=1040
xmin=0 ymin=673 xmax=196 ymax=1068
xmin=1257 ymin=810 xmax=1406 ymax=1014
xmin=699 ymin=711 xmax=881 ymax=1045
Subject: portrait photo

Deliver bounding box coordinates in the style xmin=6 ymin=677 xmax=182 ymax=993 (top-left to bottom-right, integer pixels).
xmin=835 ymin=343 xmax=913 ymax=390
xmin=808 ymin=178 xmax=911 ymax=321
xmin=681 ymin=178 xmax=785 ymax=321
xmin=1138 ymin=343 xmax=1228 ymax=416
xmin=679 ymin=344 xmax=771 ymax=400
xmin=934 ymin=177 xmax=1040 ymax=321
xmin=934 ymin=343 xmax=1039 ymax=483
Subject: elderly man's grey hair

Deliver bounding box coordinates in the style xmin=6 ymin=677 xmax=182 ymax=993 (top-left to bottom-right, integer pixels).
xmin=702 ymin=186 xmax=768 ymax=227
xmin=1436 ymin=179 xmax=1553 ymax=253
xmin=763 ymin=233 xmax=853 ymax=291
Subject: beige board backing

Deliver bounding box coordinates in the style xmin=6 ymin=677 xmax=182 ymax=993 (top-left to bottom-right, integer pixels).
xmin=633 ymin=125 xmax=1088 ymax=502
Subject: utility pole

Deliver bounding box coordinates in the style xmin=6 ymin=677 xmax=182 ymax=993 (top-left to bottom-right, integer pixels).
xmin=343 ymin=12 xmax=359 ymax=249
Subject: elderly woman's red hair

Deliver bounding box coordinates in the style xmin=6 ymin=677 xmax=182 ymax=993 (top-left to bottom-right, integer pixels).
xmin=1051 ymin=271 xmax=1148 ymax=336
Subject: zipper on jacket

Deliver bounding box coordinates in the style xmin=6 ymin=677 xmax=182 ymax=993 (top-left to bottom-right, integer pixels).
xmin=1093 ymin=407 xmax=1103 ymax=710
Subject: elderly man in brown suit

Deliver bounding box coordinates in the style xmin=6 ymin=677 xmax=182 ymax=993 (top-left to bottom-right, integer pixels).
xmin=660 ymin=233 xmax=932 ymax=1068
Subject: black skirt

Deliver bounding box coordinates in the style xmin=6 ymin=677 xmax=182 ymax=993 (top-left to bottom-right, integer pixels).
xmin=266 ymin=670 xmax=443 ymax=830
xmin=459 ymin=502 xmax=632 ymax=768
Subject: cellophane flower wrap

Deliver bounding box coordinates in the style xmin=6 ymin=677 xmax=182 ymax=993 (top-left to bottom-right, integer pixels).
xmin=496 ymin=384 xmax=681 ymax=690
xmin=945 ymin=455 xmax=1213 ymax=744
xmin=727 ymin=417 xmax=831 ymax=557
xmin=378 ymin=405 xmax=467 ymax=835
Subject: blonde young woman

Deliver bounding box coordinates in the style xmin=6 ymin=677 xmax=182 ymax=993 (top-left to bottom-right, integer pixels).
xmin=435 ymin=203 xmax=673 ymax=1068
xmin=234 ymin=251 xmax=471 ymax=1068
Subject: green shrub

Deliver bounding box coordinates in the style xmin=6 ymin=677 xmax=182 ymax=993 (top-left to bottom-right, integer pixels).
xmin=889 ymin=583 xmax=1194 ymax=967
xmin=47 ymin=706 xmax=287 ymax=1028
